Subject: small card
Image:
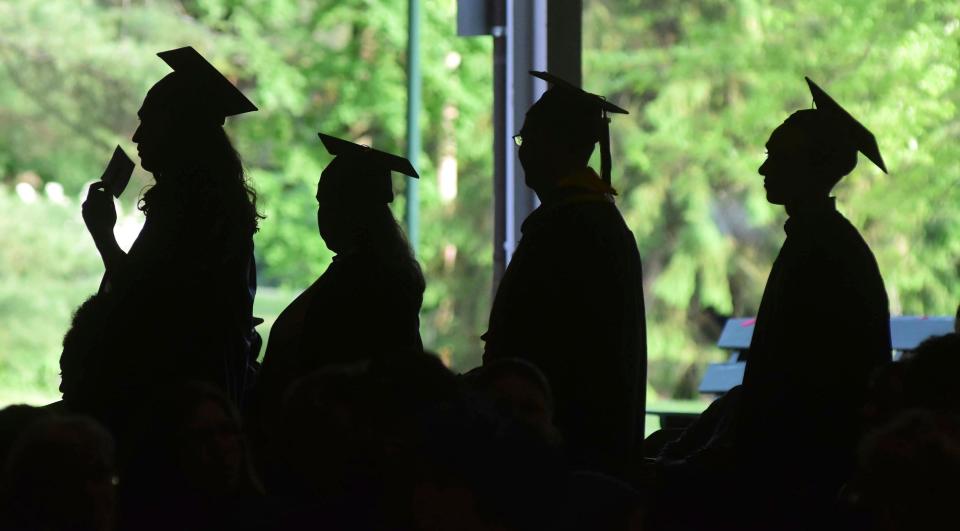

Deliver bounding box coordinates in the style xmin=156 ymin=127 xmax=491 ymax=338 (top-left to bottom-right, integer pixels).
xmin=101 ymin=146 xmax=135 ymax=198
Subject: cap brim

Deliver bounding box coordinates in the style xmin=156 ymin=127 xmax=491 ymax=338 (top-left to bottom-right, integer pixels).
xmin=158 ymin=46 xmax=258 ymax=117
xmin=530 ymin=71 xmax=628 ymax=115
xmin=805 ymin=76 xmax=887 ymax=173
xmin=318 ymin=133 xmax=419 ymax=178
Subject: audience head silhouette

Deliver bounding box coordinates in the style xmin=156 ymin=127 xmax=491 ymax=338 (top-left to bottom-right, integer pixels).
xmin=1 ymin=416 xmax=116 ymax=531
xmin=902 ymin=333 xmax=960 ymax=414
xmin=0 ymin=405 xmax=52 ymax=468
xmin=855 ymin=410 xmax=960 ymax=531
xmin=59 ymin=295 xmax=105 ymax=404
xmin=315 ymin=133 xmax=419 ymax=253
xmin=518 ymin=71 xmax=627 ymax=191
xmin=123 ymin=383 xmax=259 ymax=511
xmin=469 ymin=358 xmax=556 ymax=440
xmin=760 ymin=77 xmax=886 ymax=207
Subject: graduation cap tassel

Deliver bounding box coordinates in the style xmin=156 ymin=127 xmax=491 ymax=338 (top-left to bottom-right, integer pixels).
xmin=599 ymin=116 xmax=613 ymax=185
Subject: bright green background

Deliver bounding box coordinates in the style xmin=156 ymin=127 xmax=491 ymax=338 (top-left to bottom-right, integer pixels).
xmin=0 ymin=1 xmax=955 ymax=416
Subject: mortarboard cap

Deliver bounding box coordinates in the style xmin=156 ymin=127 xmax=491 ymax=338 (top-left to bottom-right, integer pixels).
xmin=805 ymin=76 xmax=887 ymax=173
xmin=528 ymin=71 xmax=628 ymax=184
xmin=318 ymin=133 xmax=419 ymax=204
xmin=319 ymin=134 xmax=419 ymax=178
xmin=530 ymin=71 xmax=628 ymax=116
xmin=156 ymin=46 xmax=257 ymax=124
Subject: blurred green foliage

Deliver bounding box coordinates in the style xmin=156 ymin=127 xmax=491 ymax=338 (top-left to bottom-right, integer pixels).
xmin=0 ymin=0 xmax=956 ymax=405
xmin=0 ymin=188 xmax=100 ymax=398
xmin=0 ymin=0 xmax=494 ymax=401
xmin=585 ymin=0 xmax=960 ymax=396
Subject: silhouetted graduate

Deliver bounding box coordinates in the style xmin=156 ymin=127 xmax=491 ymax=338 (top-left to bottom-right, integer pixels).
xmin=68 ymin=46 xmax=261 ymax=428
xmin=483 ymin=72 xmax=647 ymax=478
xmin=736 ymin=77 xmax=892 ymax=525
xmin=256 ymin=134 xmax=425 ymax=416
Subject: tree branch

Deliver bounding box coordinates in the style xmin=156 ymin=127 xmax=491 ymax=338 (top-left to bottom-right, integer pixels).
xmin=0 ymin=41 xmax=114 ymax=152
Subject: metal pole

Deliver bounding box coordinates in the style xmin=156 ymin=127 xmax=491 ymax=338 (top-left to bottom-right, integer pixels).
xmin=492 ymin=0 xmax=507 ymax=288
xmin=503 ymin=0 xmax=545 ymax=267
xmin=405 ymin=0 xmax=421 ymax=255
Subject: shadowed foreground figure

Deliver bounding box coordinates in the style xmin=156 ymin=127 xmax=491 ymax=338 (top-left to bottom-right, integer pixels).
xmin=737 ymin=78 xmax=891 ymax=507
xmin=483 ymin=72 xmax=646 ymax=478
xmin=66 ymin=46 xmax=261 ymax=428
xmin=1 ymin=416 xmax=117 ymax=531
xmin=655 ymin=78 xmax=893 ymax=531
xmin=466 ymin=357 xmax=561 ymax=446
xmin=257 ymin=134 xmax=425 ymax=416
xmin=851 ymin=409 xmax=960 ymax=531
xmin=120 ymin=383 xmax=264 ymax=531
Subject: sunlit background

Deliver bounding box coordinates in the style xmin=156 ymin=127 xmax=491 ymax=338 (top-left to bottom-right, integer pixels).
xmin=0 ymin=1 xmax=956 ymax=416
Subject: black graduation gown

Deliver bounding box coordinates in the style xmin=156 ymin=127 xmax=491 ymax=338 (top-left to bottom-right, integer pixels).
xmin=483 ymin=184 xmax=647 ymax=477
xmin=257 ymin=249 xmax=424 ymax=409
xmin=70 ymin=200 xmax=257 ymax=426
xmin=737 ymin=198 xmax=890 ymax=498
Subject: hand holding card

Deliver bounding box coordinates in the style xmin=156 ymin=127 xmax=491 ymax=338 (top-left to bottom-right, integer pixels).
xmin=101 ymin=146 xmax=135 ymax=198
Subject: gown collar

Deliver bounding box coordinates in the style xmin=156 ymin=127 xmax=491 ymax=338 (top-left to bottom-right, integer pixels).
xmin=784 ymin=197 xmax=837 ymax=235
xmin=523 ymin=167 xmax=616 ymax=234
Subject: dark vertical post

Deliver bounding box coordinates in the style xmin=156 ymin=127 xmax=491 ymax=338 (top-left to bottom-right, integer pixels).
xmin=456 ymin=0 xmax=582 ymax=291
xmin=501 ymin=0 xmax=544 ymax=274
xmin=492 ymin=0 xmax=508 ymax=287
xmin=405 ymin=0 xmax=422 ymax=254
xmin=546 ymin=0 xmax=582 ymax=86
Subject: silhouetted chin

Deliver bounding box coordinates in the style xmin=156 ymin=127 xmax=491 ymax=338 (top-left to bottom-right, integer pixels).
xmin=137 ymin=153 xmax=155 ymax=173
xmin=765 ymin=188 xmax=786 ymax=206
xmin=523 ymin=172 xmax=548 ymax=193
xmin=319 ymin=233 xmax=339 ymax=254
